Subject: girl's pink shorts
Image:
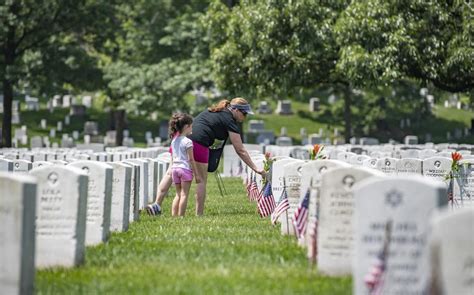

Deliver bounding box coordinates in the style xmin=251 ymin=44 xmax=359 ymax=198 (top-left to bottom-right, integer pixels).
xmin=172 ymin=168 xmax=193 ymax=184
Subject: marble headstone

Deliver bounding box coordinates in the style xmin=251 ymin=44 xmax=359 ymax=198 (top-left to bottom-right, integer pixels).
xmin=352 ymin=176 xmax=447 ymax=295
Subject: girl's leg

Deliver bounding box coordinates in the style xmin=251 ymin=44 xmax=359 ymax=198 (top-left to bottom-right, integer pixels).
xmin=195 ymin=162 xmax=208 ymax=216
xmin=171 ymin=183 xmax=181 ymax=216
xmin=155 ymin=166 xmax=173 ymax=206
xmin=178 ymin=181 xmax=192 ymax=216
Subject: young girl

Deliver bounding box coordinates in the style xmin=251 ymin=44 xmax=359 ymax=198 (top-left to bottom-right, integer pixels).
xmin=169 ymin=113 xmax=201 ymax=216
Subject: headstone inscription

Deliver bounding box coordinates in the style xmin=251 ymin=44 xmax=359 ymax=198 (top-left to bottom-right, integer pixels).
xmin=317 ymin=167 xmax=383 ymax=276
xmin=352 ymin=176 xmax=447 ymax=295
xmin=0 ymin=173 xmax=36 ymax=295
xmin=69 ymin=161 xmax=113 ymax=246
xmin=30 ymin=165 xmax=88 ymax=268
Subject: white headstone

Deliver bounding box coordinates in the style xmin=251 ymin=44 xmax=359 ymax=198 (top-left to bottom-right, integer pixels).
xmin=422 ymin=157 xmax=452 ymax=182
xmin=122 ymin=161 xmax=140 ymax=222
xmin=352 ymin=176 xmax=447 ymax=295
xmin=0 ymin=159 xmax=14 ymax=171
xmin=375 ymin=157 xmax=398 ymax=175
xmin=318 ymin=167 xmax=383 ymax=276
xmin=108 ymin=162 xmax=131 ymax=232
xmin=282 ymin=160 xmax=306 ymax=235
xmin=396 ymin=158 xmax=423 ymax=175
xmin=124 ymin=159 xmax=149 ymax=210
xmin=429 ymin=208 xmax=474 ymax=295
xmin=0 ymin=173 xmax=36 ymax=295
xmin=68 ymin=161 xmax=113 ymax=246
xmin=30 ymin=165 xmax=88 ymax=268
xmin=13 ymin=159 xmax=32 ymax=173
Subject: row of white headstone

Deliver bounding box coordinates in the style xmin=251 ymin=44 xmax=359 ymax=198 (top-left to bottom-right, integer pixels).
xmin=240 ymin=147 xmax=473 ymax=295
xmin=0 ymin=147 xmax=172 ymax=295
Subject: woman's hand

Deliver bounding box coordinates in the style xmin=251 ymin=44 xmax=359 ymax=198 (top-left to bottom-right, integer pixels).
xmin=255 ymin=169 xmax=267 ymax=179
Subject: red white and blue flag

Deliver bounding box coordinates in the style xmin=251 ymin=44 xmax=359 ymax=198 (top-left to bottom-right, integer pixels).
xmin=271 ymin=186 xmax=290 ymax=225
xmin=249 ymin=174 xmax=260 ymax=202
xmin=307 ymin=216 xmax=318 ymax=264
xmin=257 ymin=181 xmax=276 ymax=218
xmin=292 ymin=188 xmax=310 ymax=239
xmin=364 ymin=221 xmax=392 ymax=295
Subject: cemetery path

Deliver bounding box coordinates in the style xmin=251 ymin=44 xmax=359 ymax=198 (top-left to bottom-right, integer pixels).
xmin=36 ymin=177 xmax=351 ymax=294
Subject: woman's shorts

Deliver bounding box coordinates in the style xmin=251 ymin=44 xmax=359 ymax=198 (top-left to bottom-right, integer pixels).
xmin=192 ymin=141 xmax=209 ymax=164
xmin=172 ymin=167 xmax=193 ymax=184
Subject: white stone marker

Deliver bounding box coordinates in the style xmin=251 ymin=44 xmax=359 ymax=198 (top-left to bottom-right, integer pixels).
xmin=353 ymin=176 xmax=447 ymax=295
xmin=125 ymin=159 xmax=148 ymax=210
xmin=32 ymin=161 xmax=53 ymax=169
xmin=0 ymin=173 xmax=37 ymax=295
xmin=453 ymin=160 xmax=474 ymax=209
xmin=282 ymin=160 xmax=306 ymax=235
xmin=299 ymin=160 xmax=351 ymax=249
xmin=12 ymin=159 xmax=32 ymax=173
xmin=223 ymin=145 xmax=244 ymax=177
xmin=429 ymin=208 xmax=474 ymax=295
xmin=30 ymin=165 xmax=88 ymax=268
xmin=422 ymin=157 xmax=452 ymax=182
xmin=69 ymin=161 xmax=113 ymax=246
xmin=375 ymin=157 xmax=398 ymax=175
xmin=0 ymin=159 xmax=14 ymax=171
xmin=108 ymin=162 xmax=132 ymax=232
xmin=396 ymin=158 xmax=422 ymax=175
xmin=318 ymin=166 xmax=383 ymax=276
xmin=123 ymin=161 xmax=140 ymax=222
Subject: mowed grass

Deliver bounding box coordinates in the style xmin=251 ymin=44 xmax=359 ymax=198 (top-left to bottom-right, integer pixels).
xmin=36 ymin=176 xmax=351 ymax=294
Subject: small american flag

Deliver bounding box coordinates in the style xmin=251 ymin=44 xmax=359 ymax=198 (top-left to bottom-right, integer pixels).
xmin=257 ymin=181 xmax=276 ymax=217
xmin=249 ymin=174 xmax=260 ymax=202
xmin=271 ymin=186 xmax=290 ymax=225
xmin=292 ymin=188 xmax=310 ymax=239
xmin=364 ymin=220 xmax=392 ymax=295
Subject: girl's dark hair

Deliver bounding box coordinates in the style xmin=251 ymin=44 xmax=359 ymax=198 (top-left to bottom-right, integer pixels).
xmin=169 ymin=113 xmax=193 ymax=139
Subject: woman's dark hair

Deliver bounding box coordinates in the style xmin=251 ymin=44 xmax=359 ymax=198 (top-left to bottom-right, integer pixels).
xmin=169 ymin=113 xmax=193 ymax=139
xmin=208 ymin=99 xmax=230 ymax=112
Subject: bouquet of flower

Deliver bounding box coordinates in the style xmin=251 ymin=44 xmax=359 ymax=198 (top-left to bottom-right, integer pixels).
xmin=446 ymin=152 xmax=463 ymax=180
xmin=309 ymin=144 xmax=326 ymax=160
xmin=446 ymin=152 xmax=463 ymax=207
xmin=262 ymin=152 xmax=274 ymax=185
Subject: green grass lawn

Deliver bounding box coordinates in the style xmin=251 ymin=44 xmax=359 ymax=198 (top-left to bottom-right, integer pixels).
xmin=36 ymin=176 xmax=351 ymax=294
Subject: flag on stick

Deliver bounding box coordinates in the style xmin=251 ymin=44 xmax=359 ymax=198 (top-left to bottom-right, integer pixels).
xmin=257 ymin=181 xmax=276 ymax=217
xmin=249 ymin=173 xmax=260 ymax=202
xmin=364 ymin=220 xmax=392 ymax=295
xmin=271 ymin=185 xmax=290 ymax=225
xmin=292 ymin=188 xmax=310 ymax=239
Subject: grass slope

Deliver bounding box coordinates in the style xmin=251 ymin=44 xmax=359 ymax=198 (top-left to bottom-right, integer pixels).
xmin=36 ymin=176 xmax=351 ymax=294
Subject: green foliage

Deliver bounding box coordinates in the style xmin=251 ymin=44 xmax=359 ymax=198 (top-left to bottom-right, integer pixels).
xmin=335 ymin=0 xmax=474 ymax=92
xmin=208 ymin=0 xmax=349 ymax=98
xmin=36 ymin=177 xmax=351 ymax=294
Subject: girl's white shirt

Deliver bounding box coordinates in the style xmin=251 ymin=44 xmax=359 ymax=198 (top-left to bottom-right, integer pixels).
xmin=171 ymin=135 xmax=193 ymax=170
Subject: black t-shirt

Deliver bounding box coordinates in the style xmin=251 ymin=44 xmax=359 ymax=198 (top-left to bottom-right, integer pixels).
xmin=187 ymin=109 xmax=241 ymax=147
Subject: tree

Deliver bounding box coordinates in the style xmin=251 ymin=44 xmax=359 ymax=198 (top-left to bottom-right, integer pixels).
xmin=0 ymin=0 xmax=102 ymax=147
xmin=207 ymin=0 xmax=357 ymax=141
xmin=335 ymin=0 xmax=474 ymax=93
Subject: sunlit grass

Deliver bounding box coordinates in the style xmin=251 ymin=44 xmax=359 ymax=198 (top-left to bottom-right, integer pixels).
xmin=36 ymin=176 xmax=351 ymax=295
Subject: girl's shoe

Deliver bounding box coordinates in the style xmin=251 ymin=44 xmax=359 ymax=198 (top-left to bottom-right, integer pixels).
xmin=146 ymin=203 xmax=161 ymax=216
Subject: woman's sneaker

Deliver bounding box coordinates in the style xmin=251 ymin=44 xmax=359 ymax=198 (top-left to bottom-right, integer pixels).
xmin=146 ymin=203 xmax=161 ymax=216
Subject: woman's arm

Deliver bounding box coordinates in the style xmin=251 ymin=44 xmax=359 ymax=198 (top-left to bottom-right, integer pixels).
xmin=228 ymin=131 xmax=265 ymax=175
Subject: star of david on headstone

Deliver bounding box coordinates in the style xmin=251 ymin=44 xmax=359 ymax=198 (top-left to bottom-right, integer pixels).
xmin=48 ymin=172 xmax=59 ymax=186
xmin=385 ymin=189 xmax=403 ymax=208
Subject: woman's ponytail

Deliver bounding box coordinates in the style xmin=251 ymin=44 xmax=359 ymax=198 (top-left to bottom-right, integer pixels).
xmin=208 ymin=99 xmax=231 ymax=112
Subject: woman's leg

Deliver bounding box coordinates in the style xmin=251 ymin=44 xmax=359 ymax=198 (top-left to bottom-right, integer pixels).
xmin=178 ymin=181 xmax=192 ymax=216
xmin=154 ymin=166 xmax=173 ymax=206
xmin=171 ymin=183 xmax=181 ymax=216
xmin=195 ymin=162 xmax=208 ymax=216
